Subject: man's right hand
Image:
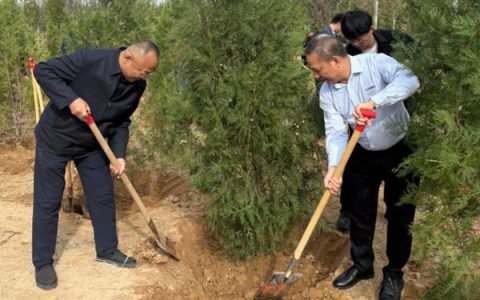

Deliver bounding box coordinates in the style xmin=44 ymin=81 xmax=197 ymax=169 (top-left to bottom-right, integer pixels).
xmin=324 ymin=166 xmax=342 ymax=195
xmin=69 ymin=98 xmax=91 ymax=122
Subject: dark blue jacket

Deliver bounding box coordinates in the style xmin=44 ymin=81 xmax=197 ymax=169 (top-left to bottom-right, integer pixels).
xmin=34 ymin=47 xmax=146 ymax=158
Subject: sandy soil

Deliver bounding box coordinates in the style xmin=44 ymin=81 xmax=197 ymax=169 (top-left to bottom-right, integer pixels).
xmin=0 ymin=140 xmax=432 ymax=300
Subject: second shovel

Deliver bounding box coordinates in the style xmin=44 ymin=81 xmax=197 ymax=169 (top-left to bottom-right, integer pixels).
xmin=86 ymin=113 xmax=179 ymax=261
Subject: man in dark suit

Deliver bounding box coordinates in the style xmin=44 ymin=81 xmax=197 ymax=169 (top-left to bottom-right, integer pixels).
xmin=32 ymin=41 xmax=160 ymax=290
xmin=335 ymin=10 xmax=414 ymax=233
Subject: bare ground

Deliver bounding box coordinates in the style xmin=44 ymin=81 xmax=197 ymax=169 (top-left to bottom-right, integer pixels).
xmin=0 ymin=140 xmax=432 ymax=300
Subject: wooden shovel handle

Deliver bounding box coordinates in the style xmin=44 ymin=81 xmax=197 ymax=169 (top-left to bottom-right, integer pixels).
xmin=86 ymin=114 xmax=179 ymax=260
xmin=29 ymin=58 xmax=40 ymax=124
xmin=86 ymin=114 xmax=152 ymax=223
xmin=291 ymin=109 xmax=376 ymax=261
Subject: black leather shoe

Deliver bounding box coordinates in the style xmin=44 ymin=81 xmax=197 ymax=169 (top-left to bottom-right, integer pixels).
xmin=379 ymin=273 xmax=404 ymax=300
xmin=35 ymin=264 xmax=57 ymax=290
xmin=96 ymin=249 xmax=136 ymax=268
xmin=333 ymin=266 xmax=374 ymax=290
xmin=336 ymin=211 xmax=350 ymax=232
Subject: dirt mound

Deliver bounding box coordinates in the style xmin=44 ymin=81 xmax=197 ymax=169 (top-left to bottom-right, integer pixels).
xmin=132 ymin=217 xmax=350 ymax=300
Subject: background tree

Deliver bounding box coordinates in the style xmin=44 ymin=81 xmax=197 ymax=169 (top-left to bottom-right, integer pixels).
xmin=44 ymin=0 xmax=69 ymax=55
xmin=303 ymin=0 xmax=337 ymax=29
xmin=0 ymin=0 xmax=159 ymax=139
xmin=144 ymin=0 xmax=323 ymax=258
xmin=396 ymin=0 xmax=480 ymax=298
xmin=0 ymin=0 xmax=36 ymax=140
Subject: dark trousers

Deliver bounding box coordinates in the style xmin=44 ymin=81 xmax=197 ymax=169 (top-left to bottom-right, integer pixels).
xmin=32 ymin=144 xmax=118 ymax=269
xmin=339 ymin=161 xmax=353 ymax=216
xmin=339 ymin=129 xmax=353 ymax=217
xmin=348 ymin=140 xmax=416 ymax=277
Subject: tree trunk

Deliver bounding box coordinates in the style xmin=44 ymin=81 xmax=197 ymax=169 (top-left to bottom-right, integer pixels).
xmin=373 ymin=0 xmax=379 ymax=28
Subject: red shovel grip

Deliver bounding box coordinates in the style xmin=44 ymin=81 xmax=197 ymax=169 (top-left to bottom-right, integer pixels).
xmin=355 ymin=108 xmax=377 ymax=132
xmin=28 ymin=58 xmax=36 ymax=71
xmin=86 ymin=113 xmax=94 ymax=125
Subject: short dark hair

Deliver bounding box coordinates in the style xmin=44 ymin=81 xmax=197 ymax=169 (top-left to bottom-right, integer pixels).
xmin=341 ymin=10 xmax=372 ymax=40
xmin=331 ymin=13 xmax=344 ymax=24
xmin=305 ymin=35 xmax=347 ymax=61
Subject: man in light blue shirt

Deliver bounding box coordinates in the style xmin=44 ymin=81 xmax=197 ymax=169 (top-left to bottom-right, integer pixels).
xmin=304 ymin=36 xmax=419 ymax=300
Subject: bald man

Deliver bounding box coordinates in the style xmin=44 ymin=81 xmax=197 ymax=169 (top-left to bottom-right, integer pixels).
xmin=305 ymin=36 xmax=419 ymax=300
xmin=32 ymin=41 xmax=160 ymax=290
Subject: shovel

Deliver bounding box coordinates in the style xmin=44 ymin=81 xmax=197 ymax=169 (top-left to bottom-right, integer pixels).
xmin=257 ymin=108 xmax=376 ymax=299
xmin=86 ymin=113 xmax=179 ymax=261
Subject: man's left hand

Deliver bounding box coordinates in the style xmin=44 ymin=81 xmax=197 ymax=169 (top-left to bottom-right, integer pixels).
xmin=353 ymin=100 xmax=376 ymax=127
xmin=110 ymin=158 xmax=126 ymax=177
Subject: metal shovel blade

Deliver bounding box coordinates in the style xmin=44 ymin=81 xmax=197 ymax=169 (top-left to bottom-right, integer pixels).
xmin=148 ymin=219 xmax=179 ymax=260
xmin=256 ymin=271 xmax=303 ymax=299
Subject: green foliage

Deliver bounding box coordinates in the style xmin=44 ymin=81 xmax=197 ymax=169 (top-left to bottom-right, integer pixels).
xmin=302 ymin=0 xmax=336 ymax=29
xmin=66 ymin=0 xmax=159 ymax=51
xmin=0 ymin=0 xmax=37 ymax=138
xmin=144 ymin=0 xmax=323 ymax=258
xmin=397 ymin=0 xmax=480 ymax=298
xmin=0 ymin=0 xmax=160 ymax=138
xmin=44 ymin=0 xmax=69 ymax=55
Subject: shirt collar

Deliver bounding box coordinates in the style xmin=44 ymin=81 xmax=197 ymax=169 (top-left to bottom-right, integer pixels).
xmin=109 ymin=47 xmax=125 ymax=76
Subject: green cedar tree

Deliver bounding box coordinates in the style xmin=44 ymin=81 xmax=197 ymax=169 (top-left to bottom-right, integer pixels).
xmin=395 ymin=0 xmax=480 ymax=298
xmin=144 ymin=0 xmax=324 ymax=258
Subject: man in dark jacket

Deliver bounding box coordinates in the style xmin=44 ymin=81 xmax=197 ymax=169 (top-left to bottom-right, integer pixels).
xmin=318 ymin=13 xmax=344 ymax=37
xmin=342 ymin=9 xmax=413 ymax=55
xmin=32 ymin=41 xmax=159 ymax=290
xmin=335 ymin=9 xmax=414 ymax=233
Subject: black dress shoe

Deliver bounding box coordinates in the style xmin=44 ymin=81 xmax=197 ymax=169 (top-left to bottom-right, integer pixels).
xmin=379 ymin=273 xmax=404 ymax=300
xmin=333 ymin=266 xmax=374 ymax=290
xmin=96 ymin=249 xmax=137 ymax=268
xmin=35 ymin=264 xmax=57 ymax=290
xmin=336 ymin=211 xmax=350 ymax=232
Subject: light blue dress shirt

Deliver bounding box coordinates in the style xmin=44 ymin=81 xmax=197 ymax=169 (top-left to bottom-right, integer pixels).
xmin=319 ymin=53 xmax=420 ymax=167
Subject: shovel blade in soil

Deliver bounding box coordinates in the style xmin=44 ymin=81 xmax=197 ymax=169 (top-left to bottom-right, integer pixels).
xmin=154 ymin=235 xmax=179 ymax=261
xmin=148 ymin=219 xmax=179 ymax=260
xmin=256 ymin=271 xmax=302 ymax=299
